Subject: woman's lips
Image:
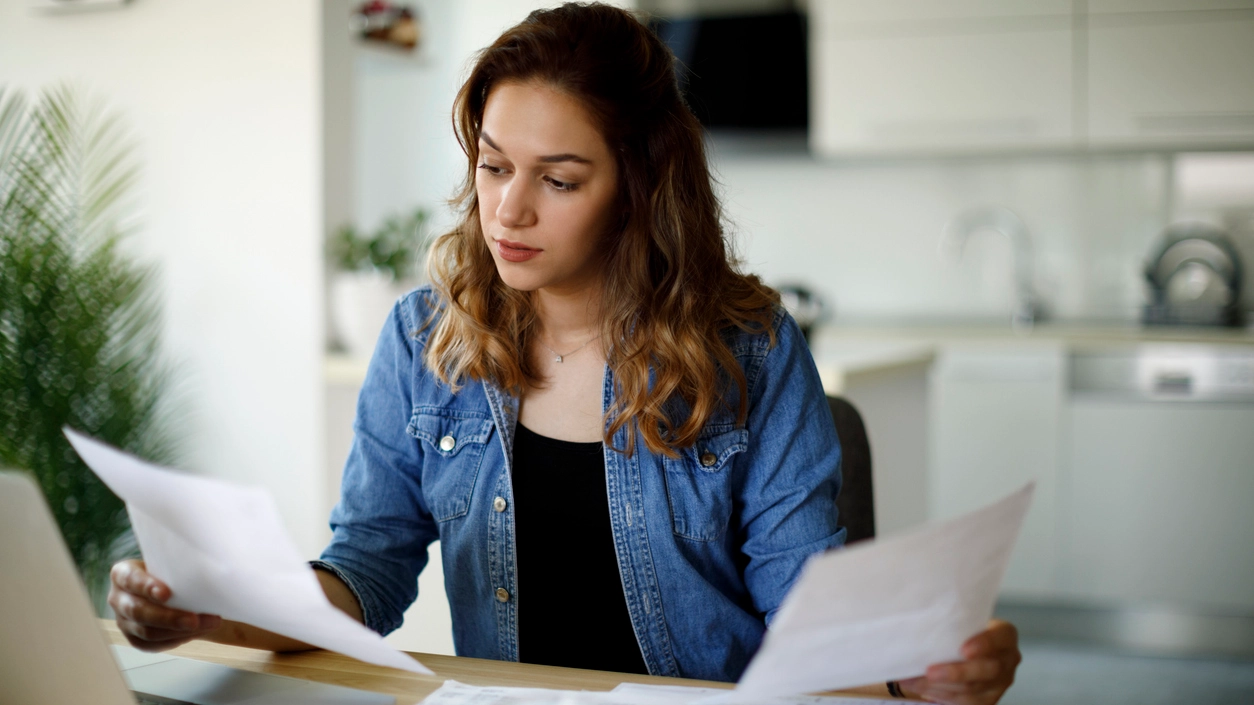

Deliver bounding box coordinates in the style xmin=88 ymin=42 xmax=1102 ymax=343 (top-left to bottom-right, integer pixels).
xmin=496 ymin=239 xmax=542 ymax=263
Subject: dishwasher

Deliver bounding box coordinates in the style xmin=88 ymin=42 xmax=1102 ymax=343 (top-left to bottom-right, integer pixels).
xmin=1057 ymin=344 xmax=1254 ymax=657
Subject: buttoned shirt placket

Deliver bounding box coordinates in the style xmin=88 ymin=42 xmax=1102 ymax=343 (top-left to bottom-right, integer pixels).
xmin=483 ymin=382 xmax=520 ymax=662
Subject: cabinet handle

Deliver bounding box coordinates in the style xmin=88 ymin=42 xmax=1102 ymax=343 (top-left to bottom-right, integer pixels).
xmin=1153 ymin=372 xmax=1192 ymax=395
xmin=1136 ymin=112 xmax=1254 ymax=134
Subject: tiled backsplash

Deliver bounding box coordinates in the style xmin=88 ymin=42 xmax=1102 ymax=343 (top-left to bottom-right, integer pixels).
xmin=711 ymin=147 xmax=1254 ymax=324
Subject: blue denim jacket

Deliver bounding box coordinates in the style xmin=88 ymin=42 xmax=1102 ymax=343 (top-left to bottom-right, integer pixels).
xmin=315 ymin=285 xmax=845 ymax=682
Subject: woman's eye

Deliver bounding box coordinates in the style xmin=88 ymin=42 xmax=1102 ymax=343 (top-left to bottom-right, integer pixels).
xmin=546 ymin=177 xmax=577 ymax=192
xmin=477 ymin=162 xmax=505 ymax=176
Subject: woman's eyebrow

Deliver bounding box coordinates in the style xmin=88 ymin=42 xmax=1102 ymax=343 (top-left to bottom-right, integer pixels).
xmin=480 ymin=131 xmax=592 ymax=164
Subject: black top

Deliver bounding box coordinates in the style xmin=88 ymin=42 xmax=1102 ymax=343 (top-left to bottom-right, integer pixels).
xmin=511 ymin=423 xmax=649 ymax=675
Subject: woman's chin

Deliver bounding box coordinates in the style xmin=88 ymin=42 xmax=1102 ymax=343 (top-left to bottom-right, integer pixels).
xmin=492 ymin=260 xmax=602 ymax=296
xmin=493 ymin=266 xmax=546 ymax=293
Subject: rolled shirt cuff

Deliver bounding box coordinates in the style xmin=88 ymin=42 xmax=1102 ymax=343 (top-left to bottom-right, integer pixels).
xmin=308 ymin=558 xmax=388 ymax=635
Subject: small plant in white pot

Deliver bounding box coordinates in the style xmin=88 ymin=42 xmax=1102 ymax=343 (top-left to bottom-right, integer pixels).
xmin=328 ymin=207 xmax=430 ymax=359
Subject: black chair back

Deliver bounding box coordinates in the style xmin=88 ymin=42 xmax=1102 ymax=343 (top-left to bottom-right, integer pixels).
xmin=826 ymin=396 xmax=875 ymax=544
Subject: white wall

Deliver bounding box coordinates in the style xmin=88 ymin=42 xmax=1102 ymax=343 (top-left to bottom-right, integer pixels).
xmin=0 ymin=1 xmax=327 ymax=556
xmin=351 ymin=0 xmax=465 ymax=238
xmin=714 ymin=148 xmax=1254 ymax=324
xmin=710 ymin=148 xmax=1178 ymax=324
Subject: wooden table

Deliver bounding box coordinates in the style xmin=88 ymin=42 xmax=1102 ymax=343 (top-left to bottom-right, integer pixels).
xmin=101 ymin=620 xmax=894 ymax=703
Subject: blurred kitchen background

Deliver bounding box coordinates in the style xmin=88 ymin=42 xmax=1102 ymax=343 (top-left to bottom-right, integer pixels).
xmin=2 ymin=1 xmax=1253 ymax=702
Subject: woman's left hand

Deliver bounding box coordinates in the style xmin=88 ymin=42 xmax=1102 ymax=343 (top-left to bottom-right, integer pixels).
xmin=897 ymin=619 xmax=1022 ymax=704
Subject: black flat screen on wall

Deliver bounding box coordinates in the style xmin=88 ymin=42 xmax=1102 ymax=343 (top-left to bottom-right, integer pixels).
xmin=652 ymin=11 xmax=808 ymax=131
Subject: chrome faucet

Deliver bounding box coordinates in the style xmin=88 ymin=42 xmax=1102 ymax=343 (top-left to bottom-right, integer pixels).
xmin=941 ymin=206 xmax=1046 ymax=329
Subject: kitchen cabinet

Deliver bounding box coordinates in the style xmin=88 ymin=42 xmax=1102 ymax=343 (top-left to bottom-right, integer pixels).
xmin=1086 ymin=1 xmax=1254 ymax=149
xmin=1064 ymin=401 xmax=1254 ymax=610
xmin=817 ymin=325 xmax=1254 ymax=656
xmin=927 ymin=338 xmax=1254 ymax=608
xmin=810 ymin=1 xmax=1075 ymax=156
xmin=1061 ymin=346 xmax=1254 ymax=611
xmin=809 ymin=0 xmax=1254 ymax=155
xmin=927 ymin=344 xmax=1067 ymax=600
xmin=812 ymin=342 xmax=936 ymax=536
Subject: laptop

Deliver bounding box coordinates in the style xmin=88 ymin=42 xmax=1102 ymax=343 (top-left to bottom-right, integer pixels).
xmin=0 ymin=470 xmax=395 ymax=705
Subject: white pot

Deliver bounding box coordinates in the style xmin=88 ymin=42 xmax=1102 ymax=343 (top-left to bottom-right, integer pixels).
xmin=330 ymin=270 xmax=422 ymax=360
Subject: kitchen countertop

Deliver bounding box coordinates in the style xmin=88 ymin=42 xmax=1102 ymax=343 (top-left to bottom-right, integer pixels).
xmin=807 ymin=321 xmax=1254 ymax=395
xmin=327 ymin=321 xmax=1254 ymax=393
xmin=811 ymin=320 xmax=1254 ymax=348
xmin=325 ymin=353 xmax=372 ymax=386
xmin=810 ymin=342 xmax=935 ymax=396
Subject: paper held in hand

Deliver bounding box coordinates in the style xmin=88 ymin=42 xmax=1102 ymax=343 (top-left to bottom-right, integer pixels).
xmin=722 ymin=482 xmax=1035 ymax=702
xmin=63 ymin=428 xmax=432 ymax=675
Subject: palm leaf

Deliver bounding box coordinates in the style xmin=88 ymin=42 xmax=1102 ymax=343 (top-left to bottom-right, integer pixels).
xmin=0 ymin=84 xmax=183 ymax=611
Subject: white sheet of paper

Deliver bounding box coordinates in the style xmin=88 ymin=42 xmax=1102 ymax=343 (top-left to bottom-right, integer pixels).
xmin=64 ymin=428 xmax=431 ymax=675
xmin=721 ymin=482 xmax=1035 ymax=702
xmin=417 ymin=681 xmax=896 ymax=705
xmin=610 ymin=683 xmax=896 ymax=705
xmin=417 ymin=680 xmax=616 ymax=705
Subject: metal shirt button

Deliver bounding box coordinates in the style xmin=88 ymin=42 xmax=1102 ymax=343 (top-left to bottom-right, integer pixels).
xmin=493 ymin=496 xmax=507 ymax=513
xmin=700 ymin=451 xmax=717 ymax=467
xmin=439 ymin=435 xmax=456 ymax=452
xmin=494 ymin=587 xmax=510 ymax=603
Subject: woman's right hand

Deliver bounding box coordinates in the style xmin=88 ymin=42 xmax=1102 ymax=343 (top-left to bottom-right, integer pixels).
xmin=108 ymin=559 xmax=222 ymax=652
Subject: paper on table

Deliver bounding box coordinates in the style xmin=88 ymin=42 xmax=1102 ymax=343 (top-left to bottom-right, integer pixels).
xmin=418 ymin=680 xmax=619 ymax=705
xmin=722 ymin=482 xmax=1035 ymax=702
xmin=64 ymin=428 xmax=431 ymax=675
xmin=610 ymin=683 xmax=897 ymax=704
xmin=417 ymin=681 xmax=898 ymax=705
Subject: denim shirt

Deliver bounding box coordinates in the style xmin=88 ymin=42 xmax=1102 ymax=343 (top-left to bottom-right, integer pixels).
xmin=315 ymin=285 xmax=846 ymax=683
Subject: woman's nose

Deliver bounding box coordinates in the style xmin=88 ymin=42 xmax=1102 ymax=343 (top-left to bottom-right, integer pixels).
xmin=496 ymin=178 xmax=536 ymax=229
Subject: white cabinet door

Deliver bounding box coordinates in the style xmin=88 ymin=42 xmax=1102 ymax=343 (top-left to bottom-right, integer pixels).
xmin=1063 ymin=400 xmax=1254 ymax=611
xmin=1086 ymin=3 xmax=1254 ymax=148
xmin=928 ymin=345 xmax=1066 ymax=599
xmin=325 ymin=364 xmax=457 ymax=656
xmin=810 ymin=0 xmax=1075 ymax=156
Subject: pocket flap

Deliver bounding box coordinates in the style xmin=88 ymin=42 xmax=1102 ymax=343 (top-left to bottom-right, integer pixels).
xmin=407 ymin=407 xmax=494 ymax=457
xmin=677 ymin=427 xmax=748 ymax=473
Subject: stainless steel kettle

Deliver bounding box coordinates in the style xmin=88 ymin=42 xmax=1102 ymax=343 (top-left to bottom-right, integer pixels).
xmin=1143 ymin=222 xmax=1244 ymax=327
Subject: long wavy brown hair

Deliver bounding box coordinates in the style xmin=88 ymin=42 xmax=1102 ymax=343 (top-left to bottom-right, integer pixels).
xmin=424 ymin=2 xmax=779 ymax=457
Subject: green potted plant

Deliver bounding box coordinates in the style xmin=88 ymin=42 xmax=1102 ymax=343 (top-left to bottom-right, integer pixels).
xmin=328 ymin=207 xmax=431 ymax=358
xmin=0 ymin=85 xmax=182 ymax=612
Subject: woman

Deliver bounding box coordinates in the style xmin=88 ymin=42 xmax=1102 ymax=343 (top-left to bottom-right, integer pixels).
xmin=109 ymin=4 xmax=1020 ymax=702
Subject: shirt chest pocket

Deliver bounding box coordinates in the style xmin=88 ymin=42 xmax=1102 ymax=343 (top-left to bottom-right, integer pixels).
xmin=407 ymin=407 xmax=494 ymax=522
xmin=663 ymin=427 xmax=748 ymax=542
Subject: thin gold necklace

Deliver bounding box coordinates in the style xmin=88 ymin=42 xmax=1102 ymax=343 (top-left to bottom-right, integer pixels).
xmin=540 ymin=332 xmax=602 ymax=363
